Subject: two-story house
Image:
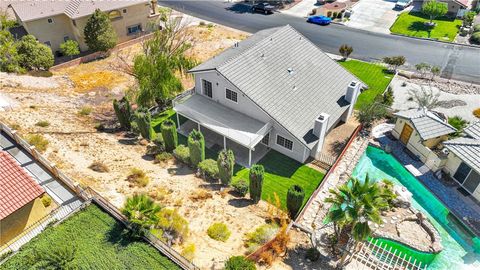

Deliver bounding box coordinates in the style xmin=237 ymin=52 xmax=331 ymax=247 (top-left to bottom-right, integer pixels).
xmin=9 ymin=0 xmax=158 ymax=53
xmin=173 ymin=25 xmax=364 ymax=167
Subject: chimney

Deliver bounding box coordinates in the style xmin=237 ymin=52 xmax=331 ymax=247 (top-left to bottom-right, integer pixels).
xmin=343 ymin=81 xmax=361 ymax=121
xmin=313 ymin=113 xmax=330 ymax=159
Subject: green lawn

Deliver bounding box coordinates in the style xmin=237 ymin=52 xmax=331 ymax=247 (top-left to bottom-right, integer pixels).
xmin=1 ymin=204 xmax=180 ymax=270
xmin=390 ymin=12 xmax=462 ymax=42
xmin=151 ymin=108 xmax=177 ymax=133
xmin=339 ymin=60 xmax=394 ymax=109
xmin=234 ymin=150 xmax=325 ymax=209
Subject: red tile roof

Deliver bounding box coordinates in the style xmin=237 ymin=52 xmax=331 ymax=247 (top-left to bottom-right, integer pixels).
xmin=0 ymin=151 xmax=44 ymax=220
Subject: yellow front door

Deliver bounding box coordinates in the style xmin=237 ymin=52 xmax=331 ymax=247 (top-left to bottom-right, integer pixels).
xmin=400 ymin=123 xmax=413 ymax=144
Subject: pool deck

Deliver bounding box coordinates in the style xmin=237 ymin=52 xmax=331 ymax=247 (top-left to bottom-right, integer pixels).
xmin=374 ymin=135 xmax=480 ymax=236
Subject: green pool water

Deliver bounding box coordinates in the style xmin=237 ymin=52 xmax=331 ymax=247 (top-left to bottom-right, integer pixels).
xmin=352 ymin=146 xmax=480 ymax=270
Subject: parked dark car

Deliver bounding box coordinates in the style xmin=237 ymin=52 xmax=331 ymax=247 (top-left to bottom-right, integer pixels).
xmin=252 ymin=3 xmax=275 ymax=14
xmin=307 ymin=15 xmax=332 ymax=26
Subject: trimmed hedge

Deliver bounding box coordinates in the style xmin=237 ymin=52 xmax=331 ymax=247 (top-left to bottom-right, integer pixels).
xmin=173 ymin=145 xmax=190 ymax=164
xmin=198 ymin=159 xmax=218 ymax=180
xmin=187 ymin=130 xmax=205 ymax=167
xmin=113 ymin=97 xmax=132 ymax=130
xmin=217 ymin=149 xmax=235 ymax=185
xmin=134 ymin=108 xmax=153 ymax=140
xmin=286 ymin=185 xmax=305 ymax=218
xmin=249 ymin=164 xmax=265 ymax=203
xmin=232 ymin=179 xmax=248 ymax=197
xmin=161 ymin=119 xmax=177 ymax=152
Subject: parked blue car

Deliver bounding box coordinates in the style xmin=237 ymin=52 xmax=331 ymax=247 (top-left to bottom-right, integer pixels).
xmin=307 ymin=15 xmax=332 ymax=26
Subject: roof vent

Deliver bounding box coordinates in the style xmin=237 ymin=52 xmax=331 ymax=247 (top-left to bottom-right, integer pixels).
xmin=292 ymin=85 xmax=297 ymax=91
xmin=287 ymin=67 xmax=294 ymax=75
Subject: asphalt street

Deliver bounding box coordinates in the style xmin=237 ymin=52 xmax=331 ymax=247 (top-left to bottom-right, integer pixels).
xmin=159 ymin=1 xmax=480 ymax=84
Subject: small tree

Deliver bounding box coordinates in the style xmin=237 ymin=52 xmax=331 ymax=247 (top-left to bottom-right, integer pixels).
xmin=463 ymin=11 xmax=476 ymax=27
xmin=430 ymin=66 xmax=441 ymax=80
xmin=122 ymin=194 xmax=161 ymax=237
xmin=225 ymin=256 xmax=256 ymax=270
xmin=383 ymin=56 xmax=406 ymax=73
xmin=60 ymin=40 xmax=80 ymax=59
xmin=382 ymin=87 xmax=394 ymax=106
xmin=16 ymin=35 xmax=54 ymax=70
xmin=408 ymin=85 xmax=440 ymax=110
xmin=0 ymin=31 xmax=21 ymax=72
xmin=249 ymin=164 xmax=265 ymax=203
xmin=415 ymin=62 xmax=431 ymax=78
xmin=217 ymin=149 xmax=235 ymax=185
xmin=134 ymin=108 xmax=153 ymax=140
xmin=161 ymin=119 xmax=178 ymax=152
xmin=338 ymin=44 xmax=353 ymax=61
xmin=188 ymin=129 xmax=205 ymax=167
xmin=286 ymin=185 xmax=305 ymax=219
xmin=421 ymin=0 xmax=448 ymax=25
xmin=113 ymin=97 xmax=132 ymax=130
xmin=84 ymin=9 xmax=117 ymax=52
xmin=355 ymin=103 xmax=388 ymax=129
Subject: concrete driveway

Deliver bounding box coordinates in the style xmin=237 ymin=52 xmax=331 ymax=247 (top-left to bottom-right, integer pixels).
xmin=345 ymin=0 xmax=404 ymax=34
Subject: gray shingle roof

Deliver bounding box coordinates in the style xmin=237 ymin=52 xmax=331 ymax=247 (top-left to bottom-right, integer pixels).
xmin=10 ymin=0 xmax=148 ymax=22
xmin=394 ymin=109 xmax=456 ymax=140
xmin=464 ymin=121 xmax=480 ymax=140
xmin=444 ymin=138 xmax=480 ymax=173
xmin=190 ymin=25 xmax=364 ymax=149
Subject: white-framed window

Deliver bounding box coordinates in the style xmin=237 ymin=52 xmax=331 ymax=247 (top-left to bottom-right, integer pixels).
xmin=127 ymin=24 xmax=142 ymax=35
xmin=202 ymin=79 xmax=212 ymax=98
xmin=122 ymin=8 xmax=127 ymax=14
xmin=276 ymin=135 xmax=293 ymax=151
xmin=225 ymin=88 xmax=238 ymax=103
xmin=261 ymin=133 xmax=270 ymax=146
xmin=47 ymin=18 xmax=54 ymax=24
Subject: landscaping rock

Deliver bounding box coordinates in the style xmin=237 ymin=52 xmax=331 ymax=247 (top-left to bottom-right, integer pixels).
xmin=392 ymin=185 xmax=412 ymax=208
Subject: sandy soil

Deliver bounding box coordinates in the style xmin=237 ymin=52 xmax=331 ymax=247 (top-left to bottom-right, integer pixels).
xmin=0 ymin=24 xmax=275 ymax=269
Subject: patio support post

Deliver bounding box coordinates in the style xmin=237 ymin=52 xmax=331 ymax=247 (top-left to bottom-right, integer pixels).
xmin=197 ymin=122 xmax=200 ymax=132
xmin=223 ymin=136 xmax=226 ymax=150
xmin=248 ymin=148 xmax=252 ymax=167
xmin=176 ymin=113 xmax=180 ymax=129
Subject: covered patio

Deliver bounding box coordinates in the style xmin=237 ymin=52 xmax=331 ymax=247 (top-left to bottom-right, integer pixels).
xmin=174 ymin=94 xmax=272 ymax=167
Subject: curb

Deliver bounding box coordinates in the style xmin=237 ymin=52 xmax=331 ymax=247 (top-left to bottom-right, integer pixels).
xmin=390 ymin=32 xmax=480 ymax=48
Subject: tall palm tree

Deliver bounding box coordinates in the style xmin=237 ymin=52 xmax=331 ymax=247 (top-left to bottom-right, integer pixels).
xmin=122 ymin=194 xmax=161 ymax=236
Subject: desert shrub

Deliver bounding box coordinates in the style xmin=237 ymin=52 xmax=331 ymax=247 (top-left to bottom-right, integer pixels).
xmin=187 ymin=130 xmax=204 ymax=167
xmin=470 ymin=32 xmax=480 ymax=44
xmin=161 ymin=119 xmax=177 ymax=152
xmin=189 ymin=189 xmax=213 ymax=201
xmin=286 ymin=185 xmax=305 ymax=219
xmin=154 ymin=208 xmax=189 ymax=244
xmin=259 ymin=250 xmax=274 ymax=266
xmin=473 ymin=24 xmax=480 ymax=32
xmin=27 ymin=134 xmax=49 ymax=152
xmin=198 ymin=159 xmax=219 ymax=180
xmin=217 ymin=149 xmax=235 ymax=185
xmin=35 ymin=120 xmax=50 ymax=127
xmin=154 ymin=152 xmax=173 ymax=164
xmin=382 ymin=86 xmax=394 ymax=106
xmin=173 ymin=145 xmax=190 ymax=164
xmin=181 ymin=244 xmax=195 ymax=262
xmin=225 ymin=256 xmax=256 ymax=270
xmin=249 ymin=164 xmax=264 ymax=203
xmin=305 ymin=247 xmax=320 ymax=261
xmin=88 ymin=161 xmax=109 ymax=172
xmin=126 ymin=168 xmax=150 ymax=187
xmin=113 ymin=97 xmax=132 ymax=130
xmin=78 ymin=106 xmax=92 ymax=116
xmin=134 ymin=108 xmax=153 ymax=140
xmin=41 ymin=195 xmax=52 ymax=207
xmin=199 ymin=21 xmax=206 ymax=26
xmin=232 ymin=179 xmax=248 ymax=197
xmin=149 ymin=187 xmax=172 ymax=203
xmin=473 ymin=108 xmax=480 ymax=118
xmin=448 ymin=116 xmax=469 ymax=136
xmin=207 ymin=223 xmax=231 ymax=242
xmin=244 ymin=224 xmax=278 ymax=250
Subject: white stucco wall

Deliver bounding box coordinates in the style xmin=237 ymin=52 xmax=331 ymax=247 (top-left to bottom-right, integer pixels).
xmin=444 ymin=152 xmax=480 ymax=201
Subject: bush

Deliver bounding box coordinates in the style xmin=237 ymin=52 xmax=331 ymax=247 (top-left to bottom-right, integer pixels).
xmin=154 ymin=152 xmax=173 ymax=164
xmin=207 ymin=223 xmax=231 ymax=242
xmin=126 ymin=168 xmax=150 ymax=187
xmin=161 ymin=119 xmax=177 ymax=152
xmin=448 ymin=116 xmax=469 ymax=136
xmin=35 ymin=120 xmax=50 ymax=127
xmin=155 ymin=208 xmax=189 ymax=244
xmin=217 ymin=149 xmax=235 ymax=185
xmin=60 ymin=40 xmax=80 ymax=58
xmin=16 ymin=35 xmax=54 ymax=70
xmin=305 ymin=247 xmax=320 ymax=261
xmin=134 ymin=108 xmax=153 ymax=140
xmin=181 ymin=244 xmax=195 ymax=262
xmin=286 ymin=185 xmax=305 ymax=219
xmin=382 ymin=86 xmax=394 ymax=106
xmin=470 ymin=32 xmax=480 ymax=44
xmin=225 ymin=256 xmax=256 ymax=270
xmin=27 ymin=134 xmax=49 ymax=152
xmin=113 ymin=97 xmax=132 ymax=130
xmin=245 ymin=224 xmax=278 ymax=250
xmin=473 ymin=24 xmax=480 ymax=33
xmin=78 ymin=106 xmax=92 ymax=116
xmin=173 ymin=145 xmax=190 ymax=164
xmin=41 ymin=195 xmax=52 ymax=207
xmin=232 ymin=179 xmax=248 ymax=197
xmin=88 ymin=161 xmax=109 ymax=172
xmin=198 ymin=159 xmax=219 ymax=180
xmin=188 ymin=130 xmax=204 ymax=167
xmin=473 ymin=108 xmax=480 ymax=119
xmin=249 ymin=164 xmax=264 ymax=203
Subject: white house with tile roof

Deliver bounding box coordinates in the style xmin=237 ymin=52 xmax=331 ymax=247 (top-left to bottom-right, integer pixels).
xmin=173 ymin=25 xmax=364 ymax=166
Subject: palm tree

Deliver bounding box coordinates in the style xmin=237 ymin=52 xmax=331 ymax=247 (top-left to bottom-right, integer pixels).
xmin=122 ymin=194 xmax=161 ymax=236
xmin=33 ymin=245 xmax=77 ymax=269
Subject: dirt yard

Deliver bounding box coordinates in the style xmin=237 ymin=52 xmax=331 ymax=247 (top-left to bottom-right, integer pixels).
xmin=0 ymin=23 xmax=284 ymax=269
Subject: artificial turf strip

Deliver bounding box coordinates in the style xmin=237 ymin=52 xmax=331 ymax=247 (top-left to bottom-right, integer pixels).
xmin=234 ymin=150 xmax=325 ymax=209
xmin=1 ymin=204 xmax=181 ymax=270
xmin=390 ymin=12 xmax=462 ymax=42
xmin=339 ymin=59 xmax=394 ymax=109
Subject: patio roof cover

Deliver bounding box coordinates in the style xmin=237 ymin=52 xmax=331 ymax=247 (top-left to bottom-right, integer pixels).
xmin=174 ymin=94 xmax=271 ymax=149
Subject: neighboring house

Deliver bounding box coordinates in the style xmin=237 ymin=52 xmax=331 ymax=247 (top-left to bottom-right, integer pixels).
xmin=435 ymin=0 xmax=471 ymax=17
xmin=391 ymin=108 xmax=457 ymax=171
xmin=443 ymin=121 xmax=480 ymax=201
xmin=0 ymin=151 xmax=46 ymax=246
xmin=9 ymin=0 xmax=158 ymax=53
xmin=173 ymin=25 xmax=364 ymax=166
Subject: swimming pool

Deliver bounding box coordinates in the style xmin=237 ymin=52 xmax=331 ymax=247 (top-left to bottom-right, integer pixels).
xmin=352 ymin=146 xmax=480 ymax=270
